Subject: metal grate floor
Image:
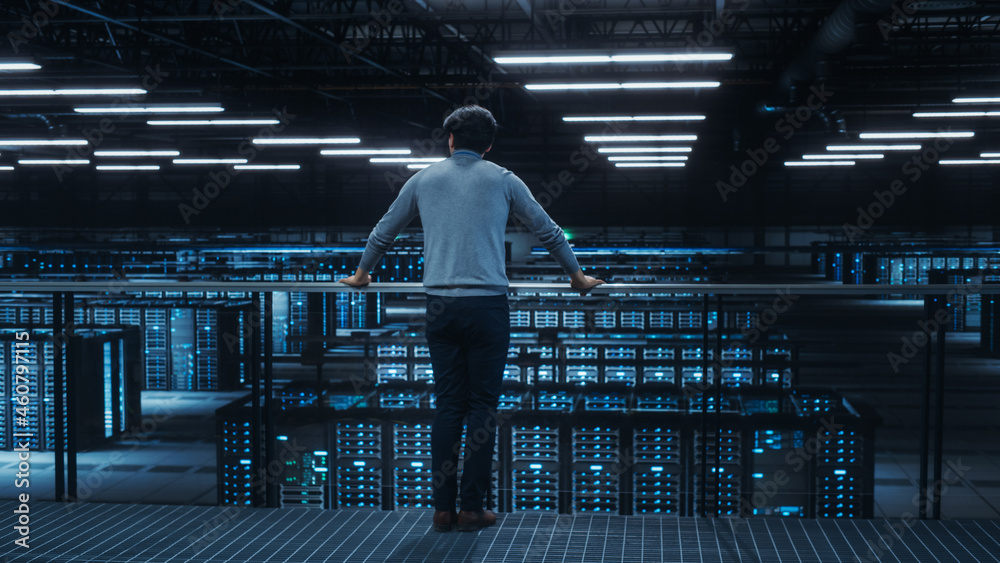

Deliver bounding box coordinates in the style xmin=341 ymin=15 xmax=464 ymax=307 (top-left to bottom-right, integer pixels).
xmin=1 ymin=501 xmax=998 ymax=562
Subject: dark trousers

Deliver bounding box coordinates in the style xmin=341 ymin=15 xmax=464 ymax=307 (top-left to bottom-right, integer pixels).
xmin=425 ymin=294 xmax=510 ymax=513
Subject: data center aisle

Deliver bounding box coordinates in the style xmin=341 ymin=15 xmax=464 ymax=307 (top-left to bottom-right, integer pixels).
xmin=2 ymin=500 xmax=998 ymax=563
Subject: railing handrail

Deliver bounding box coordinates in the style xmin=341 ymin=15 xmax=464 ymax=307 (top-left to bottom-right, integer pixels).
xmin=0 ymin=280 xmax=995 ymax=295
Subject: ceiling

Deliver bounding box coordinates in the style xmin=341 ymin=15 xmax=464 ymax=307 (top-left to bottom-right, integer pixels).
xmin=0 ymin=0 xmax=998 ymax=232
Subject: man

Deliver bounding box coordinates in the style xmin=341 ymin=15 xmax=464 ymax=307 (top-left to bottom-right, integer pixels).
xmin=340 ymin=105 xmax=603 ymax=531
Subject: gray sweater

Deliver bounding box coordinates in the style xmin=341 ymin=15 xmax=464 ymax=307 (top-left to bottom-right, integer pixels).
xmin=358 ymin=150 xmax=580 ymax=296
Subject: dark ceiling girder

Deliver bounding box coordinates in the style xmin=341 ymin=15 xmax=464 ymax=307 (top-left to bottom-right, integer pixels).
xmin=48 ymin=0 xmax=354 ymax=106
xmin=240 ymin=0 xmax=452 ymax=105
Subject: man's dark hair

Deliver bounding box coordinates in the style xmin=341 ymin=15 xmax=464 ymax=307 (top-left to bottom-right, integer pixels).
xmin=443 ymin=105 xmax=497 ymax=154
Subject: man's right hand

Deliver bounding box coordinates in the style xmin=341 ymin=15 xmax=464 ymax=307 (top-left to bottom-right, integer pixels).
xmin=569 ymin=269 xmax=605 ymax=294
xmin=338 ymin=267 xmax=371 ymax=287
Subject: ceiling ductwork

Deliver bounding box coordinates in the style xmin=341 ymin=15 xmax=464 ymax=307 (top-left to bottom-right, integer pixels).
xmin=774 ymin=0 xmax=899 ymax=104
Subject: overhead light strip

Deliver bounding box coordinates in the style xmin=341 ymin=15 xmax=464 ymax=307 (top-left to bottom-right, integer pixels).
xmin=939 ymin=159 xmax=1000 ymax=165
xmin=525 ymin=81 xmax=720 ymax=91
xmin=802 ymin=154 xmax=883 ymax=160
xmin=75 ymin=106 xmax=223 ymax=114
xmin=18 ymin=159 xmax=90 ymax=165
xmin=597 ymin=147 xmax=692 ymax=153
xmin=0 ymin=139 xmax=88 ymax=146
xmin=96 ymin=165 xmax=160 ymax=171
xmin=233 ymin=164 xmax=301 ymax=170
xmin=607 ymin=156 xmax=688 ymax=161
xmin=858 ymin=131 xmax=974 ymax=139
xmin=826 ymin=144 xmax=921 ymax=151
xmin=94 ymin=150 xmax=180 ymax=157
xmin=148 ymin=119 xmax=278 ymax=126
xmin=585 ymin=135 xmax=696 ymax=142
xmin=913 ymin=111 xmax=1000 ymax=118
xmin=370 ymin=157 xmax=445 ymax=164
xmin=952 ymin=97 xmax=1000 ymax=104
xmin=173 ymin=158 xmax=248 ymax=165
xmin=321 ymin=149 xmax=412 ymax=156
xmin=0 ymin=63 xmax=41 ymax=71
xmin=563 ymin=115 xmax=705 ymax=122
xmin=0 ymin=88 xmax=145 ymax=96
xmin=784 ymin=160 xmax=855 ymax=167
xmin=495 ymin=53 xmax=731 ymax=64
xmin=253 ymin=138 xmax=361 ymax=145
xmin=614 ymin=162 xmax=686 ymax=168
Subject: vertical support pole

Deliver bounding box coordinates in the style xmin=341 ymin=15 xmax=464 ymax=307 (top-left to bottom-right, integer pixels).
xmin=64 ymin=293 xmax=77 ymax=502
xmin=52 ymin=292 xmax=65 ymax=502
xmin=700 ymin=294 xmax=709 ymax=517
xmin=264 ymin=291 xmax=276 ymax=508
xmin=714 ymin=294 xmax=724 ymax=517
xmin=933 ymin=294 xmax=947 ymax=520
xmin=919 ymin=296 xmax=932 ymax=519
xmin=250 ymin=293 xmax=263 ymax=506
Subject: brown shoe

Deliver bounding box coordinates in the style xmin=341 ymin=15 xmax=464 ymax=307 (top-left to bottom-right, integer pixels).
xmin=433 ymin=510 xmax=457 ymax=532
xmin=456 ymin=509 xmax=497 ymax=532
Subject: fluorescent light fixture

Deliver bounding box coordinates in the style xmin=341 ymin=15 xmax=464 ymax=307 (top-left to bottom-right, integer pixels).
xmin=623 ymin=82 xmax=720 ymax=89
xmin=981 ymin=152 xmax=1000 ymax=158
xmin=563 ymin=115 xmax=705 ymax=122
xmin=939 ymin=159 xmax=1000 ymax=165
xmin=252 ymin=137 xmax=360 ymax=145
xmin=407 ymin=164 xmax=432 ymax=169
xmin=75 ymin=105 xmax=223 ymax=114
xmin=912 ymin=111 xmax=997 ymax=118
xmin=784 ymin=160 xmax=855 ymax=167
xmin=0 ymin=166 xmax=13 ymax=171
xmin=96 ymin=165 xmax=160 ymax=171
xmin=495 ymin=53 xmax=731 ymax=64
xmin=607 ymin=156 xmax=688 ymax=161
xmin=614 ymin=162 xmax=685 ymax=168
xmin=826 ymin=144 xmax=921 ymax=151
xmin=369 ymin=157 xmax=444 ymax=165
xmin=0 ymin=88 xmax=145 ymax=96
xmin=233 ymin=164 xmax=301 ymax=170
xmin=525 ymin=81 xmax=720 ymax=91
xmin=0 ymin=63 xmax=41 ymax=71
xmin=597 ymin=147 xmax=692 ymax=153
xmin=321 ymin=148 xmax=412 ymax=156
xmin=147 ymin=119 xmax=278 ymax=126
xmin=585 ymin=134 xmax=696 ymax=142
xmin=0 ymin=139 xmax=88 ymax=146
xmin=173 ymin=158 xmax=248 ymax=165
xmin=952 ymin=97 xmax=1000 ymax=104
xmin=802 ymin=153 xmax=883 ymax=160
xmin=858 ymin=131 xmax=974 ymax=139
xmin=94 ymin=150 xmax=180 ymax=157
xmin=18 ymin=159 xmax=90 ymax=165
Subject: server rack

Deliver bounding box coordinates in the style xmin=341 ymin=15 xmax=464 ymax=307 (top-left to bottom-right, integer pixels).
xmin=217 ymin=385 xmax=879 ymax=519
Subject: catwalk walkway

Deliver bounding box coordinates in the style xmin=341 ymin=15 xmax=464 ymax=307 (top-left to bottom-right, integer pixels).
xmin=1 ymin=501 xmax=997 ymax=562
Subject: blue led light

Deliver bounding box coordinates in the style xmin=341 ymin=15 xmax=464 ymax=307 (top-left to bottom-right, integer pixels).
xmin=834 ymin=469 xmax=847 ymax=475
xmin=314 ymin=451 xmax=328 ymax=456
xmin=411 ymin=461 xmax=424 ymax=468
xmin=353 ymin=460 xmax=366 ymax=467
xmin=529 ymin=463 xmax=542 ymax=470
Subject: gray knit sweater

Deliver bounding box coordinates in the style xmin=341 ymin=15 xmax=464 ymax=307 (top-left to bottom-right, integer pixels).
xmin=358 ymin=150 xmax=580 ymax=296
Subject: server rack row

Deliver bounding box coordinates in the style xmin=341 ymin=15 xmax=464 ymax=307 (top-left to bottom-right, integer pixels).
xmin=0 ymin=327 xmax=141 ymax=452
xmin=217 ymin=386 xmax=878 ymax=519
xmin=372 ymin=340 xmax=795 ymax=389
